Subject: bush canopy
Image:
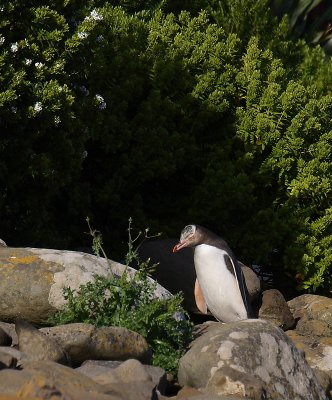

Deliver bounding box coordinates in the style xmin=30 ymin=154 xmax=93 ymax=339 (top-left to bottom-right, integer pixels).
xmin=0 ymin=1 xmax=331 ymax=292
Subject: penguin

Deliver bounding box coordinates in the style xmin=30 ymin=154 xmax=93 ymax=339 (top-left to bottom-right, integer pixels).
xmin=173 ymin=224 xmax=253 ymax=322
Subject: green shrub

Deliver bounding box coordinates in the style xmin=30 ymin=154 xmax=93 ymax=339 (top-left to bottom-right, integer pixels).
xmin=51 ymin=219 xmax=193 ymax=374
xmin=1 ymin=1 xmax=332 ymax=292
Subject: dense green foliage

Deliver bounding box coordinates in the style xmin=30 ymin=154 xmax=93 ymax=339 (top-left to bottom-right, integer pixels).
xmin=52 ymin=221 xmax=193 ymax=374
xmin=1 ymin=1 xmax=332 ymax=292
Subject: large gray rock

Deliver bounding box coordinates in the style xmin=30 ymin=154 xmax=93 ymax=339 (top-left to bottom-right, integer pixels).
xmin=40 ymin=323 xmax=151 ymax=365
xmin=138 ymin=239 xmax=261 ymax=313
xmin=0 ymin=246 xmax=172 ymax=323
xmin=178 ymin=319 xmax=327 ymax=400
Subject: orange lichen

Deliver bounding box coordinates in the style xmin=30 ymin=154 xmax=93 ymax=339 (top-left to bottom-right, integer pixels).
xmin=4 ymin=255 xmax=39 ymax=264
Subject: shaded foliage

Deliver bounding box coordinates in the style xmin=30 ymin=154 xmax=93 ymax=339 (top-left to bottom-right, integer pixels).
xmin=0 ymin=1 xmax=331 ymax=292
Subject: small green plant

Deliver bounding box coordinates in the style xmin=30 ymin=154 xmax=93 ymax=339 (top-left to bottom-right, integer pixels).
xmin=51 ymin=218 xmax=193 ymax=374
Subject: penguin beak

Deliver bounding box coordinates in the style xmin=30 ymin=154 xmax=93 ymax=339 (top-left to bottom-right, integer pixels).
xmin=173 ymin=241 xmax=187 ymax=253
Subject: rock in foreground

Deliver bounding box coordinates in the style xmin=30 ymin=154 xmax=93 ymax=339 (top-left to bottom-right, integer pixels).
xmin=40 ymin=323 xmax=152 ymax=365
xmin=178 ymin=319 xmax=327 ymax=399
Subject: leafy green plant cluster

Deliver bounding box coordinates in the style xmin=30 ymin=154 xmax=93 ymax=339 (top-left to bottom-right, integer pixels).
xmin=52 ymin=219 xmax=193 ymax=374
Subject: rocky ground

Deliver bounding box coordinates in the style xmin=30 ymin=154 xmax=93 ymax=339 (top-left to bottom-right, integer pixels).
xmin=0 ymin=240 xmax=331 ymax=399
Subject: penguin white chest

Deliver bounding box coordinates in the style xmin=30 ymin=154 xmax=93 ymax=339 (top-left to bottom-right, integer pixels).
xmin=194 ymin=244 xmax=247 ymax=322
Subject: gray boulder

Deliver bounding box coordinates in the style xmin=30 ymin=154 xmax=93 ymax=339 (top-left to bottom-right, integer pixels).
xmin=0 ymin=246 xmax=172 ymax=323
xmin=40 ymin=323 xmax=152 ymax=365
xmin=178 ymin=319 xmax=327 ymax=399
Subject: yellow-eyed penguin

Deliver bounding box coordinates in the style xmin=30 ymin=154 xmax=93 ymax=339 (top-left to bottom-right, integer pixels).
xmin=173 ymin=224 xmax=253 ymax=322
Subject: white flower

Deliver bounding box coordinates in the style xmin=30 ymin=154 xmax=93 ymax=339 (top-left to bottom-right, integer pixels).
xmin=0 ymin=35 xmax=5 ymax=46
xmin=25 ymin=58 xmax=32 ymax=66
xmin=10 ymin=42 xmax=18 ymax=52
xmin=35 ymin=62 xmax=44 ymax=69
xmin=90 ymin=9 xmax=103 ymax=21
xmin=54 ymin=116 xmax=61 ymax=125
xmin=34 ymin=102 xmax=43 ymax=112
xmin=95 ymin=94 xmax=106 ymax=109
xmin=78 ymin=31 xmax=89 ymax=39
xmin=95 ymin=94 xmax=104 ymax=102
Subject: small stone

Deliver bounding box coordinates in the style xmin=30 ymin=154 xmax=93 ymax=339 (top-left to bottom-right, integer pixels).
xmin=0 ymin=322 xmax=17 ymax=346
xmin=313 ymin=368 xmax=332 ymax=399
xmin=288 ymin=294 xmax=332 ymax=324
xmin=239 ymin=262 xmax=262 ymax=302
xmin=77 ymin=359 xmax=168 ymax=395
xmin=259 ymin=289 xmax=295 ymax=330
xmin=40 ymin=323 xmax=152 ymax=365
xmin=0 ymin=347 xmax=27 ymax=365
xmin=0 ymin=350 xmax=16 ymax=369
xmin=15 ymin=318 xmax=69 ymax=365
xmin=296 ymin=317 xmax=332 ymax=338
xmin=0 ymin=327 xmax=11 ymax=346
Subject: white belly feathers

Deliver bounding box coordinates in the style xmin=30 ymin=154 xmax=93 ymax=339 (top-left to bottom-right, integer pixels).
xmin=194 ymin=244 xmax=248 ymax=322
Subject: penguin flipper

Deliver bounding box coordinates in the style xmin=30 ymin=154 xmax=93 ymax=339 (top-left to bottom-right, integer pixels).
xmin=224 ymin=254 xmax=252 ymax=317
xmin=194 ymin=278 xmax=208 ymax=314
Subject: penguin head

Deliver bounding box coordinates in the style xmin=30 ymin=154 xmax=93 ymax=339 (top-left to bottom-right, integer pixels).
xmin=173 ymin=224 xmax=198 ymax=252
